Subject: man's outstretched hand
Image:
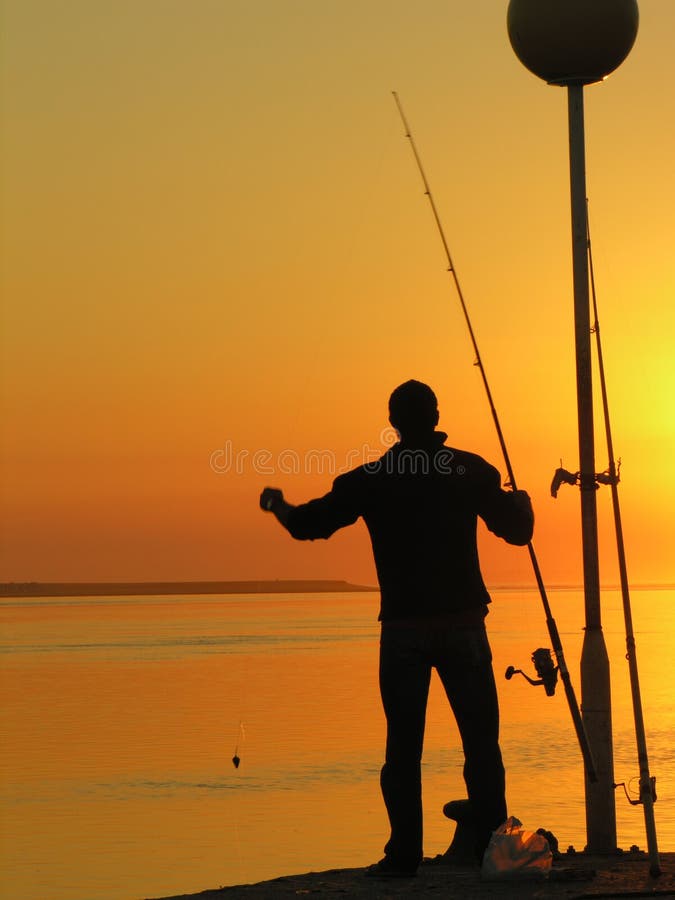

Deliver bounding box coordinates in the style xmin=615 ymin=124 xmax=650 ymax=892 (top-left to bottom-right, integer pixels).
xmin=260 ymin=488 xmax=284 ymax=512
xmin=260 ymin=488 xmax=293 ymax=528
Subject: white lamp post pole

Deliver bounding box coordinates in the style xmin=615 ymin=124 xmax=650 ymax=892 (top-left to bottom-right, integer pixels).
xmin=567 ymin=80 xmax=616 ymax=851
xmin=507 ymin=0 xmax=639 ymax=853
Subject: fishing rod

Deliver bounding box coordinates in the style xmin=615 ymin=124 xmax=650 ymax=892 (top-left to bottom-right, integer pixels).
xmin=392 ymin=91 xmax=597 ymax=783
xmin=586 ymin=204 xmax=661 ymax=876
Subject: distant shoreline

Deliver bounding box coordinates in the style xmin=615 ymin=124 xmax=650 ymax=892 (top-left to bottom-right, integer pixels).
xmin=1 ymin=580 xmax=672 ymax=599
xmin=0 ymin=579 xmax=377 ymax=598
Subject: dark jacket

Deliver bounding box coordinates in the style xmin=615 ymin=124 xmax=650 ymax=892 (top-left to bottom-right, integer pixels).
xmin=286 ymin=432 xmax=534 ymax=621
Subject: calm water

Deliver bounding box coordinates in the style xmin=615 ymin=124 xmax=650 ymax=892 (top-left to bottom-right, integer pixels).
xmin=0 ymin=587 xmax=673 ymax=900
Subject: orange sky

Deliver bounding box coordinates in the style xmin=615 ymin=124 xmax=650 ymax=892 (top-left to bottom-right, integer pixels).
xmin=1 ymin=1 xmax=673 ymax=586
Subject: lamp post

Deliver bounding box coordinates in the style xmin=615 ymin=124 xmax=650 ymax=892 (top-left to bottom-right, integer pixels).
xmin=506 ymin=0 xmax=639 ymax=854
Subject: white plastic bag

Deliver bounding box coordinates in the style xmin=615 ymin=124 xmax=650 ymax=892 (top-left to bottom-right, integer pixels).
xmin=481 ymin=816 xmax=552 ymax=880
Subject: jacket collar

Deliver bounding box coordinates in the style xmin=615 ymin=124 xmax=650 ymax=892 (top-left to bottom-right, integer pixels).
xmin=396 ymin=430 xmax=448 ymax=451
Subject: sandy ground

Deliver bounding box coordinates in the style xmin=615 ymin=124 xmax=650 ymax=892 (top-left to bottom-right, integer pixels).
xmin=149 ymin=851 xmax=675 ymax=899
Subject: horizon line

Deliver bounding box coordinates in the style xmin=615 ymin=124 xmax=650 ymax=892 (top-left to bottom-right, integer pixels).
xmin=1 ymin=578 xmax=674 ymax=599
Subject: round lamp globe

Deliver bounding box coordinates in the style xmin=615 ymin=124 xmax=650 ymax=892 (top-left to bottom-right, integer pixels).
xmin=507 ymin=0 xmax=639 ymax=86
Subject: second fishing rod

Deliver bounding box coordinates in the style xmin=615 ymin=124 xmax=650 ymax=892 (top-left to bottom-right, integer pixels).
xmin=586 ymin=205 xmax=660 ymax=875
xmin=392 ymin=91 xmax=597 ymax=783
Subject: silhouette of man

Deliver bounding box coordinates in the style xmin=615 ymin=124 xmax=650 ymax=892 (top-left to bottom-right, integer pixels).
xmin=260 ymin=380 xmax=534 ymax=877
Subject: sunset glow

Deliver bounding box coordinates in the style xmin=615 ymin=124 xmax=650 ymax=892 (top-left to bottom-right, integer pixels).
xmin=2 ymin=1 xmax=673 ymax=587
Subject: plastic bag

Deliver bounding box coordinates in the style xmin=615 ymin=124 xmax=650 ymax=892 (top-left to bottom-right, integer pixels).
xmin=481 ymin=816 xmax=552 ymax=880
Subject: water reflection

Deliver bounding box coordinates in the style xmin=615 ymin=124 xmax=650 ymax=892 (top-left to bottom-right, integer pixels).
xmin=1 ymin=588 xmax=673 ymax=900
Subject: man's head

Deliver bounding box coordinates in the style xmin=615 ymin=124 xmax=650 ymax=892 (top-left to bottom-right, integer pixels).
xmin=388 ymin=380 xmax=439 ymax=440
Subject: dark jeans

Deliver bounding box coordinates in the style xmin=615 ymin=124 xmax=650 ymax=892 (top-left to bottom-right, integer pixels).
xmin=379 ymin=617 xmax=506 ymax=868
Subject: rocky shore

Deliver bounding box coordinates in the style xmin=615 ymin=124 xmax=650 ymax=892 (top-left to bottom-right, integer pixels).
xmin=149 ymin=850 xmax=675 ymax=899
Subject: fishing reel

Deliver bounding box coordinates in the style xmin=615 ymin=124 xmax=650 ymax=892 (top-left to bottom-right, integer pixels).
xmin=614 ymin=776 xmax=657 ymax=806
xmin=505 ymin=648 xmax=558 ymax=697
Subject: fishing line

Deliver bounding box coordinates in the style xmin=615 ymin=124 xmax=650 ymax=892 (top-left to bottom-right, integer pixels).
xmin=231 ymin=717 xmax=247 ymax=881
xmin=586 ymin=202 xmax=661 ymax=876
xmin=392 ymin=91 xmax=597 ymax=783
